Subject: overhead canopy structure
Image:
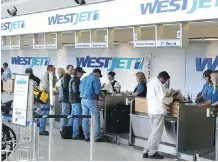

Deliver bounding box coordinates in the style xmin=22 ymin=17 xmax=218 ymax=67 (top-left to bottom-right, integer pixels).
xmin=1 ymin=0 xmax=218 ymax=50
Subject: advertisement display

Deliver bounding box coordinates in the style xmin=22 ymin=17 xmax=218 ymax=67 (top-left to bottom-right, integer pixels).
xmin=1 ymin=0 xmax=218 ymax=36
xmin=12 ymin=75 xmax=29 ymax=126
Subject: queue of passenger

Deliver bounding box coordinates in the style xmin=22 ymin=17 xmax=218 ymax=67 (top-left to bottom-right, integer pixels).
xmin=3 ymin=61 xmax=218 ymax=159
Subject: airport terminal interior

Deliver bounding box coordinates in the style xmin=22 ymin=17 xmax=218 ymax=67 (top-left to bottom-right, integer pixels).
xmin=1 ymin=0 xmax=218 ymax=161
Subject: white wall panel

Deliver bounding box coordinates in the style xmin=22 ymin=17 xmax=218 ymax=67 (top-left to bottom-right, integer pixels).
xmin=1 ymin=41 xmax=218 ymax=100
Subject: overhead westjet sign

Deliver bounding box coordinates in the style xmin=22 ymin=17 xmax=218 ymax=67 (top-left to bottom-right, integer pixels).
xmin=48 ymin=10 xmax=100 ymax=26
xmin=141 ymin=0 xmax=218 ymax=15
xmin=76 ymin=56 xmax=144 ymax=71
xmin=1 ymin=20 xmax=25 ymax=32
xmin=1 ymin=0 xmax=218 ymax=36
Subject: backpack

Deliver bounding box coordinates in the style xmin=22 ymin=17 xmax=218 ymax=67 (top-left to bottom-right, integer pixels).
xmin=34 ymin=88 xmax=49 ymax=104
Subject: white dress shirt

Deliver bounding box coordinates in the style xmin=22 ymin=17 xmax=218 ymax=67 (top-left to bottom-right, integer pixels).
xmin=147 ymin=77 xmax=173 ymax=115
xmin=103 ymin=80 xmax=121 ymax=93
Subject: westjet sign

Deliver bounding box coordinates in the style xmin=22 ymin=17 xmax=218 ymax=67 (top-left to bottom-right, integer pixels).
xmin=196 ymin=56 xmax=218 ymax=71
xmin=141 ymin=0 xmax=218 ymax=15
xmin=48 ymin=10 xmax=100 ymax=26
xmin=12 ymin=56 xmax=50 ymax=66
xmin=76 ymin=56 xmax=144 ymax=71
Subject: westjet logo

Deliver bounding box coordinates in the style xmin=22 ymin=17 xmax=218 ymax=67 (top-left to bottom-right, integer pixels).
xmin=12 ymin=56 xmax=50 ymax=66
xmin=141 ymin=0 xmax=218 ymax=15
xmin=196 ymin=56 xmax=218 ymax=71
xmin=48 ymin=10 xmax=100 ymax=26
xmin=76 ymin=56 xmax=144 ymax=71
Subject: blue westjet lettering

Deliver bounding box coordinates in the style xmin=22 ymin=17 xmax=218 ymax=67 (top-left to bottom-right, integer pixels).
xmin=48 ymin=10 xmax=100 ymax=26
xmin=76 ymin=56 xmax=144 ymax=71
xmin=1 ymin=21 xmax=25 ymax=32
xmin=11 ymin=56 xmax=50 ymax=66
xmin=141 ymin=0 xmax=218 ymax=15
xmin=196 ymin=56 xmax=218 ymax=71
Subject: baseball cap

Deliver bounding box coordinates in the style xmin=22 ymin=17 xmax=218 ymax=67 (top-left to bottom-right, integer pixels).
xmin=75 ymin=67 xmax=86 ymax=73
xmin=93 ymin=69 xmax=102 ymax=77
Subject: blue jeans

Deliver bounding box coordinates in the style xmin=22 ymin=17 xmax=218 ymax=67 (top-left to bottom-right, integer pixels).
xmin=81 ymin=99 xmax=100 ymax=140
xmin=39 ymin=102 xmax=50 ymax=132
xmin=69 ymin=103 xmax=82 ymax=137
xmin=60 ymin=102 xmax=70 ymax=129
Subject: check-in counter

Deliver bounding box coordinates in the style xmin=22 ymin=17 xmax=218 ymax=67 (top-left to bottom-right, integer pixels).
xmin=101 ymin=95 xmax=135 ymax=144
xmin=130 ymin=97 xmax=177 ymax=156
xmin=130 ymin=99 xmax=216 ymax=160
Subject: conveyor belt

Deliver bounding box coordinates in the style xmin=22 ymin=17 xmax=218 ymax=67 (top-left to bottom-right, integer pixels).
xmin=118 ymin=133 xmax=129 ymax=139
xmin=199 ymin=151 xmax=215 ymax=161
xmin=181 ymin=147 xmax=214 ymax=156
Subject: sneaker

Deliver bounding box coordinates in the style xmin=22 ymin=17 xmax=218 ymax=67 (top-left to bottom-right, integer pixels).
xmin=149 ymin=152 xmax=164 ymax=159
xmin=142 ymin=153 xmax=148 ymax=158
xmin=39 ymin=130 xmax=49 ymax=136
xmin=73 ymin=136 xmax=85 ymax=140
xmin=95 ymin=138 xmax=104 ymax=142
xmin=85 ymin=138 xmax=90 ymax=142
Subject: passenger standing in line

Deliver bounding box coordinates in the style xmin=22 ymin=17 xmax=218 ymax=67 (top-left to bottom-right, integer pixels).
xmin=143 ymin=71 xmax=173 ymax=159
xmin=54 ymin=68 xmax=65 ymax=92
xmin=2 ymin=62 xmax=12 ymax=81
xmin=69 ymin=67 xmax=86 ymax=139
xmin=59 ymin=65 xmax=74 ymax=131
xmin=39 ymin=65 xmax=57 ymax=135
xmin=80 ymin=69 xmax=104 ymax=142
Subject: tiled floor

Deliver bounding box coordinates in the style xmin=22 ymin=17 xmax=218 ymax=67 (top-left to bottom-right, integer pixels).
xmin=6 ymin=126 xmax=173 ymax=161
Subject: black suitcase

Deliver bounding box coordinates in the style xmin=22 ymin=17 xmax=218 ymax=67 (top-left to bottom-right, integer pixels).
xmin=61 ymin=126 xmax=72 ymax=139
xmin=106 ymin=102 xmax=130 ymax=133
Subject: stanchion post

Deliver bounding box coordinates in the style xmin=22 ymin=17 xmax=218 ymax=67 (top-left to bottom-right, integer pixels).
xmin=33 ymin=122 xmax=37 ymax=161
xmin=90 ymin=114 xmax=95 ymax=161
xmin=48 ymin=72 xmax=54 ymax=161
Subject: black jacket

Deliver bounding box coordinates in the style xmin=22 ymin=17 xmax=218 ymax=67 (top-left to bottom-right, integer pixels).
xmin=29 ymin=73 xmax=40 ymax=86
xmin=69 ymin=76 xmax=81 ymax=103
xmin=59 ymin=74 xmax=71 ymax=103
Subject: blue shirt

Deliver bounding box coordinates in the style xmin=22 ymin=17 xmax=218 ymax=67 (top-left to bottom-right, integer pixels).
xmin=2 ymin=67 xmax=11 ymax=81
xmin=80 ymin=73 xmax=101 ymax=100
xmin=211 ymin=88 xmax=218 ymax=104
xmin=134 ymin=83 xmax=147 ymax=97
xmin=201 ymin=83 xmax=213 ymax=101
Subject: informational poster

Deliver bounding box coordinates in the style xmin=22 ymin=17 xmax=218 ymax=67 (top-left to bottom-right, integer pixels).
xmin=12 ymin=75 xmax=29 ymax=126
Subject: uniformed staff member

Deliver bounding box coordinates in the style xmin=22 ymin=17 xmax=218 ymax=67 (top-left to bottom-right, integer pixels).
xmin=210 ymin=70 xmax=218 ymax=105
xmin=195 ymin=69 xmax=213 ymax=104
xmin=132 ymin=72 xmax=147 ymax=97
xmin=102 ymin=71 xmax=121 ymax=94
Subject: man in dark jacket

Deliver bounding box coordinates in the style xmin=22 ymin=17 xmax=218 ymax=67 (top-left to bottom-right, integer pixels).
xmin=25 ymin=68 xmax=40 ymax=86
xmin=59 ymin=65 xmax=74 ymax=130
xmin=69 ymin=67 xmax=86 ymax=139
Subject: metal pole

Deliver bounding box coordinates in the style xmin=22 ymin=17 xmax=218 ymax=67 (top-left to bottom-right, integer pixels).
xmin=215 ymin=115 xmax=218 ymax=161
xmin=90 ymin=114 xmax=95 ymax=161
xmin=33 ymin=122 xmax=37 ymax=161
xmin=48 ymin=72 xmax=54 ymax=161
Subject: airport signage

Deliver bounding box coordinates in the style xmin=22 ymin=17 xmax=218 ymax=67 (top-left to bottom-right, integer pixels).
xmin=11 ymin=56 xmax=50 ymax=66
xmin=196 ymin=56 xmax=218 ymax=71
xmin=1 ymin=0 xmax=218 ymax=36
xmin=76 ymin=55 xmax=144 ymax=71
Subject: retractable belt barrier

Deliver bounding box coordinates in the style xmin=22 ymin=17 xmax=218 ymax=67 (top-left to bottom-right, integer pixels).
xmin=2 ymin=72 xmax=95 ymax=161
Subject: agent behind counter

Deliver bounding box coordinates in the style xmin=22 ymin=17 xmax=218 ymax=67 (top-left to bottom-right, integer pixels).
xmin=101 ymin=71 xmax=121 ymax=94
xmin=195 ymin=70 xmax=213 ymax=105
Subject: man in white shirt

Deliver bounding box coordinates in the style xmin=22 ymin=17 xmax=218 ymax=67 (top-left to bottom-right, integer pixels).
xmin=143 ymin=71 xmax=173 ymax=159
